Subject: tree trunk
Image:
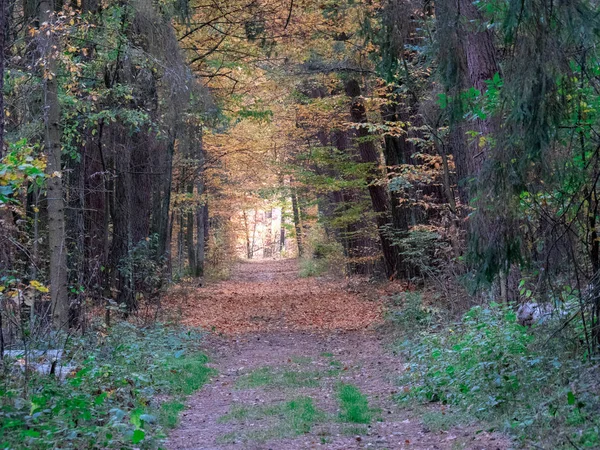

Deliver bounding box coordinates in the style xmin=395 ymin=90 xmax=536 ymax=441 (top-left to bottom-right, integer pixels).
xmin=0 ymin=0 xmax=5 ymax=157
xmin=40 ymin=0 xmax=69 ymax=328
xmin=242 ymin=210 xmax=251 ymax=259
xmin=445 ymin=0 xmax=500 ymax=200
xmin=291 ymin=185 xmax=304 ymax=257
xmin=110 ymin=131 xmax=133 ymax=311
xmin=346 ymin=79 xmax=399 ymax=278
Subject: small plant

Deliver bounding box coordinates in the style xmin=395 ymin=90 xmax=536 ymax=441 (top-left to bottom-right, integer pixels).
xmin=337 ymin=383 xmax=372 ymax=424
xmin=299 ymin=258 xmax=328 ymax=278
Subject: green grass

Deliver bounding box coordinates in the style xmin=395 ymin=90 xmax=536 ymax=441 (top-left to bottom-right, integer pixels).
xmin=161 ymin=354 xmax=213 ymax=395
xmin=236 ymin=366 xmax=339 ymax=389
xmin=337 ymin=383 xmax=372 ymax=424
xmin=218 ymin=397 xmax=326 ymax=443
xmin=158 ymin=401 xmax=186 ymax=428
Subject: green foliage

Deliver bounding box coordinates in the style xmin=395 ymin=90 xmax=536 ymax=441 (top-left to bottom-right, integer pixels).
xmin=0 ymin=323 xmax=213 ymax=449
xmin=299 ymin=258 xmax=329 ymax=278
xmin=158 ymin=401 xmax=186 ymax=429
xmin=396 ymin=301 xmax=600 ymax=448
xmin=336 ymin=384 xmax=372 ymax=424
xmin=388 ymin=292 xmax=440 ymax=330
xmin=299 ymin=225 xmax=346 ymax=278
xmin=0 ymin=140 xmax=45 ymax=205
xmin=118 ymin=234 xmax=167 ymax=305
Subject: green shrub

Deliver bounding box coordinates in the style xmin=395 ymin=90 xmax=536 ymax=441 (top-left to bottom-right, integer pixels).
xmin=299 ymin=258 xmax=329 ymax=278
xmin=396 ymin=301 xmax=600 ymax=448
xmin=299 ymin=224 xmax=345 ymax=278
xmin=0 ymin=323 xmax=214 ymax=449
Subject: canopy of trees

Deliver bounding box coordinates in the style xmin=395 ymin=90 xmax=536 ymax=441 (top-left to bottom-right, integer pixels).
xmin=1 ymin=0 xmax=600 ymax=345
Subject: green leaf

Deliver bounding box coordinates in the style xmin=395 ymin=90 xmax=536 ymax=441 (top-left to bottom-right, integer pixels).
xmin=132 ymin=429 xmax=145 ymax=444
xmin=567 ymin=391 xmax=576 ymax=405
xmin=94 ymin=393 xmax=107 ymax=405
xmin=23 ymin=430 xmax=41 ymax=438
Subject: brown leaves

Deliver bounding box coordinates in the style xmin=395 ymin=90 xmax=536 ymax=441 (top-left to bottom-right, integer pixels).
xmin=165 ymin=260 xmax=384 ymax=334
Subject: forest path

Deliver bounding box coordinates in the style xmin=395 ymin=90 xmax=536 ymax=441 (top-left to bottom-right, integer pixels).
xmin=165 ymin=260 xmax=509 ymax=450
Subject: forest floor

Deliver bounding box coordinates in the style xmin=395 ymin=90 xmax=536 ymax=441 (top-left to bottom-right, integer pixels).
xmin=164 ymin=259 xmax=511 ymax=450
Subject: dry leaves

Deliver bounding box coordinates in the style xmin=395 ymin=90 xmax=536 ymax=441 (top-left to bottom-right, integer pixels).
xmin=165 ymin=260 xmax=384 ymax=334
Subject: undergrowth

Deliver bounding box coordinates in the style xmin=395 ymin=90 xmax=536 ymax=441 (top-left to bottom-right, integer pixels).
xmin=393 ymin=296 xmax=600 ymax=449
xmin=0 ymin=322 xmax=214 ymax=449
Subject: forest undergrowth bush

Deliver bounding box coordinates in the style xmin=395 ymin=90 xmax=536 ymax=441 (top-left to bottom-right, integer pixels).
xmin=299 ymin=225 xmax=346 ymax=278
xmin=0 ymin=322 xmax=213 ymax=449
xmin=392 ymin=295 xmax=600 ymax=449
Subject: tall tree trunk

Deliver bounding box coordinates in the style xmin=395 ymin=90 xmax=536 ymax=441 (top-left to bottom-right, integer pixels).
xmin=242 ymin=209 xmax=251 ymax=259
xmin=345 ymin=79 xmax=399 ymax=278
xmin=110 ymin=132 xmax=133 ymax=311
xmin=291 ymin=184 xmax=304 ymax=257
xmin=442 ymin=0 xmax=500 ymax=201
xmin=0 ymin=0 xmax=5 ymax=157
xmin=40 ymin=0 xmax=69 ymax=328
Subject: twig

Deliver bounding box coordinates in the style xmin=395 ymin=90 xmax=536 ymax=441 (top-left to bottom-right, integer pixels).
xmin=566 ymin=435 xmax=582 ymax=450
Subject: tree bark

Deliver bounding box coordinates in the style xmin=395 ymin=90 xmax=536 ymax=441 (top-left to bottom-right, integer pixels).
xmin=40 ymin=0 xmax=69 ymax=328
xmin=346 ymin=79 xmax=399 ymax=278
xmin=0 ymin=0 xmax=5 ymax=157
xmin=291 ymin=184 xmax=304 ymax=257
xmin=446 ymin=0 xmax=500 ymax=200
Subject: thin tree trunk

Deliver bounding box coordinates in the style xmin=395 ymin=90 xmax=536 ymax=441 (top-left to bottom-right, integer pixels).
xmin=40 ymin=0 xmax=69 ymax=328
xmin=242 ymin=210 xmax=251 ymax=259
xmin=194 ymin=126 xmax=206 ymax=277
xmin=291 ymin=185 xmax=303 ymax=257
xmin=111 ymin=135 xmax=133 ymax=311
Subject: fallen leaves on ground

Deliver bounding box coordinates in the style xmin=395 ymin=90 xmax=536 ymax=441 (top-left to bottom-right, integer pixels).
xmin=164 ymin=259 xmax=384 ymax=334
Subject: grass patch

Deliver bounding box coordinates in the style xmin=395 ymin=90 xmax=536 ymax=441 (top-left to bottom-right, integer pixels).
xmin=337 ymin=383 xmax=372 ymax=424
xmin=158 ymin=401 xmax=186 ymax=429
xmin=160 ymin=354 xmax=212 ymax=395
xmin=218 ymin=397 xmax=326 ymax=443
xmin=329 ymin=359 xmax=343 ymax=370
xmin=236 ymin=366 xmax=339 ymax=389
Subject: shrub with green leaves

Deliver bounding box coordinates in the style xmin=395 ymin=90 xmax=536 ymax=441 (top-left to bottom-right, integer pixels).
xmin=0 ymin=322 xmax=214 ymax=449
xmin=396 ymin=301 xmax=600 ymax=448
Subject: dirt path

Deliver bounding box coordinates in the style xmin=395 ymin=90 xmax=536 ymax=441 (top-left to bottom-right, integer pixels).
xmin=165 ymin=260 xmax=510 ymax=450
